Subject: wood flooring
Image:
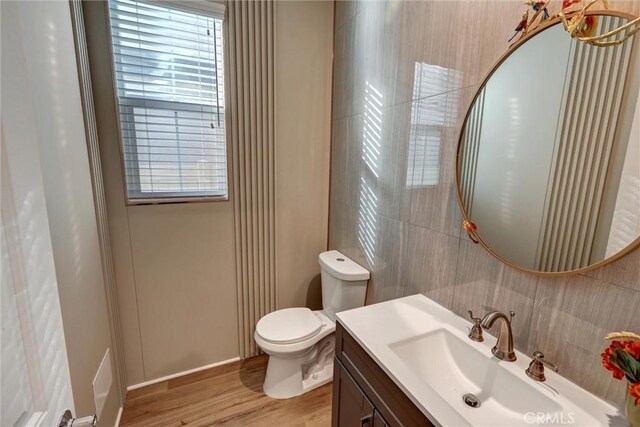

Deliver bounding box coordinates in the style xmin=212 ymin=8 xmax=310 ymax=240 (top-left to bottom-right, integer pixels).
xmin=120 ymin=355 xmax=333 ymax=427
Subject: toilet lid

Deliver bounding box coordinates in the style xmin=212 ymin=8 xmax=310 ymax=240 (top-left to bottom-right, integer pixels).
xmin=256 ymin=308 xmax=322 ymax=344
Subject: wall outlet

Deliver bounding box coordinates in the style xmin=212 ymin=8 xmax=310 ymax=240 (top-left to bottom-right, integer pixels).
xmin=92 ymin=349 xmax=113 ymax=421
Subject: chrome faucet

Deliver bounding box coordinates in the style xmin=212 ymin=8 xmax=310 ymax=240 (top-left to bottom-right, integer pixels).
xmin=480 ymin=310 xmax=516 ymax=361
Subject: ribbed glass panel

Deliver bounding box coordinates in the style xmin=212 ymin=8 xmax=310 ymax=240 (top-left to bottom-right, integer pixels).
xmin=107 ymin=0 xmax=227 ymax=200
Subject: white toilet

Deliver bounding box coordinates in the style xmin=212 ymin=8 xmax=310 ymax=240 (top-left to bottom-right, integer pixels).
xmin=254 ymin=250 xmax=370 ymax=399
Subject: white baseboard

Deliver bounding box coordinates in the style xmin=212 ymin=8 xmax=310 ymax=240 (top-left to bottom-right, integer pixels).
xmin=114 ymin=407 xmax=123 ymax=427
xmin=126 ymin=357 xmax=241 ymax=392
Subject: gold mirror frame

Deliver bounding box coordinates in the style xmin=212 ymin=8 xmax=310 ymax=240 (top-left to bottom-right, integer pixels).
xmin=455 ymin=9 xmax=640 ymax=276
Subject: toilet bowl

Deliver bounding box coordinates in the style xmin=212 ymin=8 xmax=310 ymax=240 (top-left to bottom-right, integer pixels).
xmin=254 ymin=250 xmax=369 ymax=399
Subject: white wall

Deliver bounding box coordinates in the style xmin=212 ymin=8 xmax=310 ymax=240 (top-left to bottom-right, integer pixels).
xmin=1 ymin=2 xmax=76 ymax=424
xmin=2 ymin=1 xmax=121 ymax=424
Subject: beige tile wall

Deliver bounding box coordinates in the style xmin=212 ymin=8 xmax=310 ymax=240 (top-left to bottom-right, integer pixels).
xmin=329 ymin=0 xmax=640 ymax=406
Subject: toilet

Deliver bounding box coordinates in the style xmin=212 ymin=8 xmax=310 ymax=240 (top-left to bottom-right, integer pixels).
xmin=254 ymin=250 xmax=370 ymax=399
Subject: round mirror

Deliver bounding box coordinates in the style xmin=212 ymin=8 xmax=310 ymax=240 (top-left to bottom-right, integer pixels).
xmin=457 ymin=11 xmax=640 ymax=274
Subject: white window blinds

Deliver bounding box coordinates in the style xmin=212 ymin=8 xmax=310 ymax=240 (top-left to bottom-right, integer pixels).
xmin=107 ymin=0 xmax=227 ymax=202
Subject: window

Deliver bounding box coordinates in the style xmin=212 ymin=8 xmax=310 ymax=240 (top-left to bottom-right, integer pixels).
xmin=107 ymin=0 xmax=227 ymax=203
xmin=406 ymin=62 xmax=462 ymax=188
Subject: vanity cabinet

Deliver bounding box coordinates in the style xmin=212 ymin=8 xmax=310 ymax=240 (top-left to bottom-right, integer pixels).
xmin=333 ymin=360 xmax=387 ymax=426
xmin=332 ymin=322 xmax=433 ymax=427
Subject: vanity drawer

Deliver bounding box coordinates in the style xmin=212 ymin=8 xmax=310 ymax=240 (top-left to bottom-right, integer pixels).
xmin=333 ymin=322 xmax=433 ymax=427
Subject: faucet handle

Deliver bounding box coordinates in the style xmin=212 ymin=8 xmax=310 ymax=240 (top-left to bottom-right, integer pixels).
xmin=509 ymin=310 xmax=515 ymax=322
xmin=533 ymin=351 xmax=558 ymax=371
xmin=526 ymin=351 xmax=558 ymax=382
xmin=467 ymin=310 xmax=484 ymax=342
xmin=468 ymin=310 xmax=481 ymax=323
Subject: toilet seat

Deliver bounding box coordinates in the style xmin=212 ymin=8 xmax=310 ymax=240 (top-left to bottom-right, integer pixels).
xmin=254 ymin=310 xmax=336 ymax=357
xmin=256 ymin=307 xmax=322 ymax=344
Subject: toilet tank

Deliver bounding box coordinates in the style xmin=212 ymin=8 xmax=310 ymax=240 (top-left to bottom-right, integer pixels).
xmin=318 ymin=250 xmax=370 ymax=322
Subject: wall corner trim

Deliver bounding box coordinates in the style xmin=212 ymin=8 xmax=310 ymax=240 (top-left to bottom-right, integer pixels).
xmin=68 ymin=0 xmax=127 ymax=404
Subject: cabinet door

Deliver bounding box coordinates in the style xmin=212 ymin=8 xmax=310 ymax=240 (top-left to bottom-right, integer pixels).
xmin=334 ymin=360 xmax=375 ymax=426
xmin=373 ymin=409 xmax=389 ymax=427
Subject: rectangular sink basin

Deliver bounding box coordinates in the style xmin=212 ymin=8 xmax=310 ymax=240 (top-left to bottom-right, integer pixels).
xmin=389 ymin=329 xmax=561 ymax=426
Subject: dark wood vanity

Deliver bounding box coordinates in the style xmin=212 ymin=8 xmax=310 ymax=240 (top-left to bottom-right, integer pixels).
xmin=331 ymin=322 xmax=433 ymax=427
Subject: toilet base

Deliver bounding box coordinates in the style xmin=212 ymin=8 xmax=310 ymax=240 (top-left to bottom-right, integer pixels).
xmin=263 ymin=335 xmax=334 ymax=399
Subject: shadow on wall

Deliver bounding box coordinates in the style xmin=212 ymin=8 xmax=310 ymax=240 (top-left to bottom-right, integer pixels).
xmin=306 ymin=274 xmax=323 ymax=311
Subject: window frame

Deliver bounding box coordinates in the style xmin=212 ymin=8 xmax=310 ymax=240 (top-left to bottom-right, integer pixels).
xmin=105 ymin=0 xmax=230 ymax=205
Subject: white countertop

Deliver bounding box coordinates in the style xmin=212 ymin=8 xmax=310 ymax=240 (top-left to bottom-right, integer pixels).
xmin=336 ymin=294 xmax=625 ymax=427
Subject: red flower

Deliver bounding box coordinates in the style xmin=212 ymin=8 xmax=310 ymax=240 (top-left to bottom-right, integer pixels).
xmin=630 ymin=383 xmax=640 ymax=406
xmin=621 ymin=340 xmax=640 ymax=359
xmin=601 ymin=341 xmax=629 ymax=380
